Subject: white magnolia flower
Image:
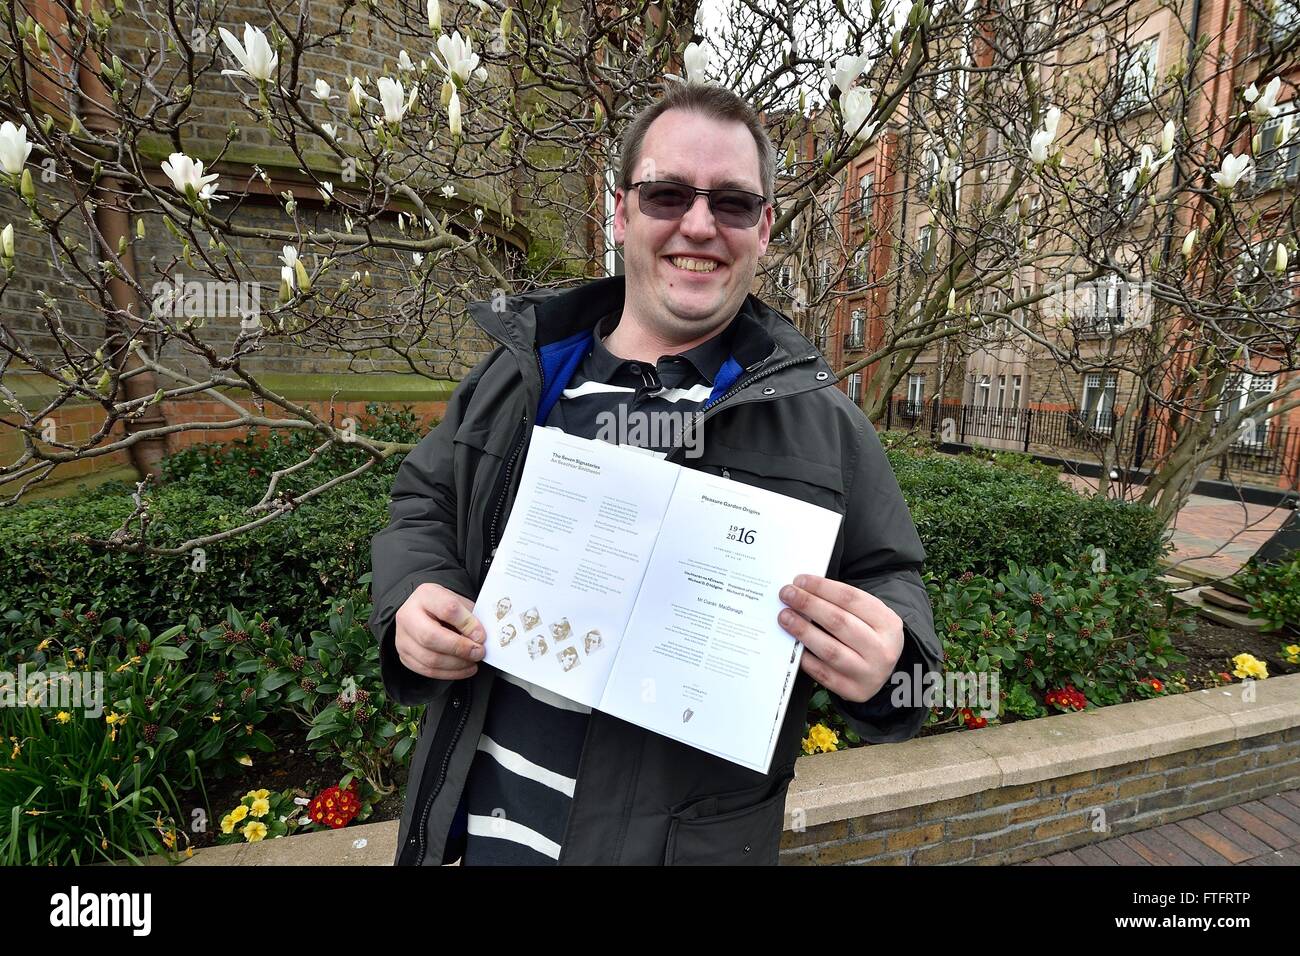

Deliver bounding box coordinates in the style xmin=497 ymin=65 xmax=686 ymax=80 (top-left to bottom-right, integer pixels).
xmin=427 ymin=0 xmax=440 ymax=33
xmin=468 ymin=0 xmax=490 ymax=16
xmin=440 ymin=184 xmax=456 ymax=199
xmin=281 ymin=264 xmax=296 ymax=290
xmin=434 ymin=31 xmax=486 ymax=85
xmin=413 ymin=252 xmax=424 ymax=266
xmin=1160 ymin=119 xmax=1175 ymax=155
xmin=826 ymin=53 xmax=871 ymax=99
xmin=320 ymin=122 xmax=337 ymax=139
xmin=474 ymin=207 xmax=484 ymax=225
xmin=348 ymin=77 xmax=366 ymax=116
xmin=448 ymin=87 xmax=462 ymax=137
xmin=281 ymin=245 xmax=299 ymax=270
xmin=1277 ymin=243 xmax=1289 ymax=273
xmin=376 ymin=76 xmax=417 ymax=124
xmin=318 ymin=180 xmax=335 ymax=203
xmin=398 ymin=50 xmax=416 ymax=72
xmin=218 ymin=23 xmax=278 ymax=82
xmin=840 ymin=86 xmax=876 ymax=143
xmin=1029 ymin=107 xmax=1061 ymax=165
xmin=1181 ymin=229 xmax=1197 ymax=258
xmin=0 ymin=121 xmax=33 ymax=175
xmin=160 ymin=152 xmax=224 ymax=202
xmin=1211 ymin=152 xmax=1252 ymax=193
xmin=1 ymin=223 xmax=13 ymax=260
xmin=684 ymin=41 xmax=709 ymax=85
xmin=1244 ymin=76 xmax=1282 ymax=120
xmin=312 ymin=79 xmax=335 ymax=101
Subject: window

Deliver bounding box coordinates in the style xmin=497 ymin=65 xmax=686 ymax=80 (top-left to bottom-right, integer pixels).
xmin=846 ymin=308 xmax=865 ymax=350
xmin=1011 ymin=374 xmax=1023 ymax=410
xmin=1078 ymin=274 xmax=1131 ymax=333
xmin=817 ymin=257 xmax=832 ymax=294
xmin=975 ymin=374 xmax=991 ymax=407
xmin=1021 ymin=195 xmax=1041 ymax=249
xmin=1268 ymin=0 xmax=1300 ymax=43
xmin=906 ymin=373 xmax=925 ymax=415
xmin=1237 ymin=241 xmax=1295 ymax=313
xmin=996 ymin=374 xmax=1007 ymax=409
xmin=1080 ymin=373 xmax=1118 ymax=430
xmin=847 ymin=372 xmax=863 ymax=404
xmin=852 ymin=247 xmax=868 ymax=288
xmin=1114 ymin=36 xmax=1159 ymax=115
xmin=917 ymin=145 xmax=942 ymax=193
xmin=1256 ymin=103 xmax=1300 ymax=192
xmin=857 ymin=172 xmax=874 ymax=220
xmin=915 ymin=224 xmax=935 ymax=272
xmin=1217 ymin=373 xmax=1276 ymax=446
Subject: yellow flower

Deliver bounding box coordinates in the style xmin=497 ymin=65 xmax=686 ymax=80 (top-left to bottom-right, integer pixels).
xmin=9 ymin=739 xmax=20 ymax=760
xmin=250 ymin=797 xmax=271 ymax=818
xmin=162 ymin=829 xmax=176 ymax=850
xmin=105 ymin=711 xmax=127 ymax=725
xmin=36 ymin=638 xmax=52 ymax=652
xmin=207 ymin=714 xmax=222 ymax=723
xmin=236 ymin=754 xmax=253 ymax=767
xmin=54 ymin=711 xmax=71 ymax=724
xmin=230 ymin=804 xmax=249 ymax=823
xmin=1284 ymin=644 xmax=1300 ymax=665
xmin=242 ymin=821 xmax=268 ymax=842
xmin=801 ymin=722 xmax=840 ymax=755
xmin=72 ymin=647 xmax=85 ymax=661
xmin=1231 ymin=653 xmax=1268 ymax=680
xmin=220 ymin=814 xmax=235 ymax=834
xmin=245 ymin=788 xmax=270 ymax=801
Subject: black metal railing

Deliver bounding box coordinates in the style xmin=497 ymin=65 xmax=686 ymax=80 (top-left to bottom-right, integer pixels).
xmin=883 ymin=397 xmax=1300 ymax=488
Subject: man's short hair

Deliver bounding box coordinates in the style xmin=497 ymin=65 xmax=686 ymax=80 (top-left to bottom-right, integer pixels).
xmin=618 ymin=83 xmax=775 ymax=203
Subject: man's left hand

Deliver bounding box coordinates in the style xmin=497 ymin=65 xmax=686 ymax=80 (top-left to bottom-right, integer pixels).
xmin=778 ymin=574 xmax=905 ymax=704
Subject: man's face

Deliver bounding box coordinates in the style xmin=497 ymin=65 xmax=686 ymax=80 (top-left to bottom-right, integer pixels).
xmin=613 ymin=109 xmax=773 ymax=345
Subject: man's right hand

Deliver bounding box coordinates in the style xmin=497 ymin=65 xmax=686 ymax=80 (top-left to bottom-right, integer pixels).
xmin=394 ymin=583 xmax=486 ymax=680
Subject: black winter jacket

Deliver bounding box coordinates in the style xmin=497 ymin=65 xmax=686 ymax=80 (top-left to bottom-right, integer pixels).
xmin=368 ymin=274 xmax=943 ymax=865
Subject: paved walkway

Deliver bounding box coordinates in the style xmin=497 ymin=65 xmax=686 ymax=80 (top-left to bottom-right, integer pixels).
xmin=1022 ymin=789 xmax=1300 ymax=865
xmin=1060 ymin=475 xmax=1291 ymax=581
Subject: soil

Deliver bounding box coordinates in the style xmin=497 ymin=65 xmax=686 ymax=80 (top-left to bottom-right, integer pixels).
xmin=177 ymin=725 xmax=409 ymax=846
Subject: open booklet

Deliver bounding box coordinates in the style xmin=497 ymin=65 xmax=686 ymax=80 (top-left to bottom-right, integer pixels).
xmin=472 ymin=426 xmax=843 ymax=774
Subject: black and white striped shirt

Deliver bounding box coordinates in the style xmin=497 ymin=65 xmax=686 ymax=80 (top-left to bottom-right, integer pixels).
xmin=459 ymin=310 xmax=732 ymax=864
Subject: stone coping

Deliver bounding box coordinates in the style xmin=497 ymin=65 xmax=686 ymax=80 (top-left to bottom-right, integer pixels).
xmin=170 ymin=672 xmax=1300 ymax=865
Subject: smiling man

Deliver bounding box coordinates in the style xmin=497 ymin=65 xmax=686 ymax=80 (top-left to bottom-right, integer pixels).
xmin=369 ymin=82 xmax=943 ymax=866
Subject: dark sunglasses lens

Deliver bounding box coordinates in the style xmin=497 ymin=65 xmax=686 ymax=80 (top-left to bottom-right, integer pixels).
xmin=639 ymin=183 xmax=694 ymax=217
xmin=711 ymin=191 xmax=763 ymax=226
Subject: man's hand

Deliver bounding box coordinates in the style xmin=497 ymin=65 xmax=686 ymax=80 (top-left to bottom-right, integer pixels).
xmin=777 ymin=574 xmax=905 ymax=704
xmin=394 ymin=583 xmax=486 ymax=680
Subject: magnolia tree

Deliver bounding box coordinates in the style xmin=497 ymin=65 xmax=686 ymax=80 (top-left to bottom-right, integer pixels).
xmin=0 ymin=0 xmax=1296 ymax=557
xmin=734 ymin=0 xmax=1299 ymax=525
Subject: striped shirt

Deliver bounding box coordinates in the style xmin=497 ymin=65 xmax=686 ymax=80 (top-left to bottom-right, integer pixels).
xmin=459 ymin=310 xmax=732 ymax=864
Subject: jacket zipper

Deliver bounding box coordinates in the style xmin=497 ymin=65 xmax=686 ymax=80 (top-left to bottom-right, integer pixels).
xmin=414 ymin=348 xmax=543 ymax=863
xmin=484 ymin=346 xmax=545 ymax=566
xmin=414 ymin=683 xmax=473 ymax=865
xmin=670 ymin=351 xmax=820 ymax=461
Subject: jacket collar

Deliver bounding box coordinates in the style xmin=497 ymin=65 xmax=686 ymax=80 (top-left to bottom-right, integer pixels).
xmin=467 ymin=274 xmax=835 ymax=419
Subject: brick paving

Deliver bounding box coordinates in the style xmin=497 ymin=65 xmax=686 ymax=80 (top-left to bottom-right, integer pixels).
xmin=1022 ymin=789 xmax=1300 ymax=865
xmin=1059 ymin=474 xmax=1291 ymax=581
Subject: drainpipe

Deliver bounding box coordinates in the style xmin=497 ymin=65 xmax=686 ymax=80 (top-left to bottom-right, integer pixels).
xmin=75 ymin=36 xmax=169 ymax=479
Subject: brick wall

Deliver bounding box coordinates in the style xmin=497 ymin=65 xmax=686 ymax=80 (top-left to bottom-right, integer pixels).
xmin=779 ymin=726 xmax=1300 ymax=865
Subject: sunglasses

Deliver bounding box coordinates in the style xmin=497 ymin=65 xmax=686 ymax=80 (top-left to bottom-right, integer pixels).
xmin=629 ymin=180 xmax=768 ymax=228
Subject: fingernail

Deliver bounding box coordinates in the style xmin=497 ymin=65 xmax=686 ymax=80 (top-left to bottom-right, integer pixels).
xmin=779 ymin=609 xmax=794 ymax=626
xmin=794 ymin=575 xmax=809 ymax=588
xmin=779 ymin=585 xmax=795 ymax=602
xmin=470 ymin=644 xmax=484 ymax=659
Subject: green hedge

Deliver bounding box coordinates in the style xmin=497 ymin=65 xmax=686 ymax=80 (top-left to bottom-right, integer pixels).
xmin=887 ymin=448 xmax=1167 ymax=580
xmin=0 ymin=409 xmax=1168 ymax=644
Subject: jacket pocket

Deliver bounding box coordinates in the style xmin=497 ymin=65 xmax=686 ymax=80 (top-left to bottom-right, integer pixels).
xmin=692 ymin=442 xmax=845 ymax=513
xmin=663 ymin=765 xmax=796 ymax=866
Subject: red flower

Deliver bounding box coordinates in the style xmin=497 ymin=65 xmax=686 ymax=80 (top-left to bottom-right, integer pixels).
xmin=958 ymin=708 xmax=988 ymax=730
xmin=308 ymin=783 xmax=362 ymax=829
xmin=1144 ymin=678 xmax=1163 ymax=693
